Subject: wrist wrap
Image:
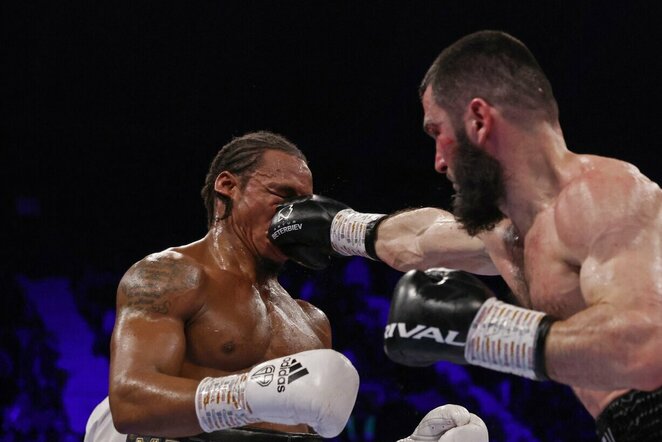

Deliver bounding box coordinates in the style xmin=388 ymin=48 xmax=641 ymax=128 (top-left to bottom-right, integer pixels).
xmin=464 ymin=298 xmax=553 ymax=380
xmin=330 ymin=209 xmax=385 ymax=260
xmin=195 ymin=375 xmax=258 ymax=432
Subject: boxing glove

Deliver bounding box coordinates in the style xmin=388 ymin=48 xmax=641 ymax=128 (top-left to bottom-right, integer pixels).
xmin=384 ymin=268 xmax=554 ymax=380
xmin=268 ymin=194 xmax=385 ymax=270
xmin=398 ymin=404 xmax=488 ymax=442
xmin=195 ymin=349 xmax=359 ymax=438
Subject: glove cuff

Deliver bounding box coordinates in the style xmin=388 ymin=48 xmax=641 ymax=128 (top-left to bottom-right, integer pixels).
xmin=464 ymin=298 xmax=554 ymax=381
xmin=533 ymin=315 xmax=554 ymax=381
xmin=330 ymin=209 xmax=386 ymax=260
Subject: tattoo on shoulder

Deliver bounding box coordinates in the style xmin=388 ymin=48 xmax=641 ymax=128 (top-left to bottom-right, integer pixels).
xmin=119 ymin=254 xmax=201 ymax=314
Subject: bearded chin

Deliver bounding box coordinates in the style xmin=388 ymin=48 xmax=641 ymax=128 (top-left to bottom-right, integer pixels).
xmin=451 ymin=131 xmax=506 ymax=236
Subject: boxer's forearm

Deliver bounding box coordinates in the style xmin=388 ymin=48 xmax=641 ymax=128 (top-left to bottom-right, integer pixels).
xmin=374 ymin=208 xmax=498 ymax=275
xmin=546 ymin=304 xmax=662 ymax=391
xmin=110 ymin=373 xmax=203 ymax=437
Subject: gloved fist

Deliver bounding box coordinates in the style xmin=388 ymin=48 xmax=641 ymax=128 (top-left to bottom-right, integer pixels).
xmin=269 ymin=194 xmax=384 ymax=270
xmin=196 ymin=349 xmax=359 ymax=438
xmin=384 ymin=268 xmax=555 ymax=380
xmin=398 ymin=404 xmax=488 ymax=442
xmin=384 ymin=268 xmax=494 ymax=366
xmin=268 ymin=195 xmax=348 ymax=270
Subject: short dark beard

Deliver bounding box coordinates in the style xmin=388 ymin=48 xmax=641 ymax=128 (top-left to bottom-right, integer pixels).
xmin=451 ymin=129 xmax=506 ymax=236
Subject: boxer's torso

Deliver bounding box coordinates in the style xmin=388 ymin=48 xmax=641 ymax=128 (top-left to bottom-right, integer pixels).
xmin=480 ymin=155 xmax=662 ymax=417
xmin=182 ymin=277 xmax=328 ymax=377
xmin=485 ymin=216 xmax=626 ymax=417
xmin=154 ymin=239 xmax=329 ymax=434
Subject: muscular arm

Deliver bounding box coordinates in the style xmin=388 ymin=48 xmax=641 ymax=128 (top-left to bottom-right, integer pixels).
xmin=109 ymin=252 xmax=207 ymax=437
xmin=545 ymin=171 xmax=662 ymax=392
xmin=374 ymin=207 xmax=499 ymax=275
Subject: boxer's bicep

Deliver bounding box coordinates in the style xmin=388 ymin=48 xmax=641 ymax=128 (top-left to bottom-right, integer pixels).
xmin=108 ymin=256 xmax=205 ymax=434
xmin=547 ymin=219 xmax=662 ymax=390
xmin=110 ymin=311 xmax=187 ymax=381
xmin=112 ymin=253 xmax=203 ymax=376
xmin=109 ymin=308 xmax=201 ymax=434
xmin=582 ymin=223 xmax=662 ymax=387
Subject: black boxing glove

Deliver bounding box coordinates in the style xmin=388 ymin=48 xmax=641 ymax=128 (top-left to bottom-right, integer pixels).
xmin=384 ymin=268 xmax=555 ymax=381
xmin=384 ymin=268 xmax=493 ymax=366
xmin=268 ymin=194 xmax=386 ymax=270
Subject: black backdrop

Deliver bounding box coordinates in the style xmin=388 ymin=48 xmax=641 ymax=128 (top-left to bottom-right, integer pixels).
xmin=3 ymin=2 xmax=661 ymax=441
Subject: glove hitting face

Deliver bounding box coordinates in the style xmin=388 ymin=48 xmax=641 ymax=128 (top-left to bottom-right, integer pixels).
xmin=268 ymin=194 xmax=385 ymax=270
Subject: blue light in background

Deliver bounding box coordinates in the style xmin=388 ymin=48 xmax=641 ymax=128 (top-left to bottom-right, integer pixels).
xmin=18 ymin=276 xmax=109 ymax=435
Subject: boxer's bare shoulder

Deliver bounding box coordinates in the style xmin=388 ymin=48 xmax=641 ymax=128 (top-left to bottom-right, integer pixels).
xmin=117 ymin=250 xmax=206 ymax=319
xmin=555 ymin=156 xmax=661 ymax=254
xmin=296 ymin=299 xmax=332 ymax=347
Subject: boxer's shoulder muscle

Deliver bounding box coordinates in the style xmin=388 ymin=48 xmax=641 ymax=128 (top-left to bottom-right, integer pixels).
xmin=117 ymin=250 xmax=206 ymax=318
xmin=552 ymin=158 xmax=662 ymax=312
xmin=554 ymin=158 xmax=661 ymax=259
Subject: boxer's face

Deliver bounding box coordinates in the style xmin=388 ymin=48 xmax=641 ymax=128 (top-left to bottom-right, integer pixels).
xmin=422 ymin=86 xmax=505 ymax=236
xmin=233 ymin=150 xmax=313 ymax=265
xmin=422 ymin=87 xmax=458 ymax=177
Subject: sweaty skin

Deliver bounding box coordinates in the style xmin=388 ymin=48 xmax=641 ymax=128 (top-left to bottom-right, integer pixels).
xmin=375 ymin=87 xmax=662 ymax=418
xmin=109 ymin=151 xmax=331 ymax=437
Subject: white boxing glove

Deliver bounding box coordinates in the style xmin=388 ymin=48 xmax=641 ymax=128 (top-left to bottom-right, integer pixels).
xmin=195 ymin=349 xmax=359 ymax=438
xmin=398 ymin=404 xmax=488 ymax=442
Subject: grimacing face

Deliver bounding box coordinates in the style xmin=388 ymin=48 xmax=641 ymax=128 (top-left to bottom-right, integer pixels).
xmin=230 ymin=150 xmax=313 ymax=266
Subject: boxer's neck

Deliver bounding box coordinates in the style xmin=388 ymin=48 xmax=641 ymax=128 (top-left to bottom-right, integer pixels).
xmin=205 ymin=222 xmax=278 ymax=283
xmin=496 ymin=122 xmax=571 ymax=234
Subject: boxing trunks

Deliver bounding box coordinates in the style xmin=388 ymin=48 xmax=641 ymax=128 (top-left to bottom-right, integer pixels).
xmin=596 ymin=387 xmax=662 ymax=442
xmin=127 ymin=428 xmax=323 ymax=442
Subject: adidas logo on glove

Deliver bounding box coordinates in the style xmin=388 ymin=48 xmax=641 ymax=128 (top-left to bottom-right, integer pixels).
xmin=277 ymin=357 xmax=309 ymax=392
xmin=250 ymin=357 xmax=310 ymax=392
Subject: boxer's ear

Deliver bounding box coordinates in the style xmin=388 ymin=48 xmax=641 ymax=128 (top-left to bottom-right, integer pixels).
xmin=214 ymin=171 xmax=238 ymax=199
xmin=465 ymin=98 xmax=493 ymax=147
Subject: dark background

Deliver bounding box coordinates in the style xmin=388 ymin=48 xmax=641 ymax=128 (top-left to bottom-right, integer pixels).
xmin=2 ymin=1 xmax=661 ymax=441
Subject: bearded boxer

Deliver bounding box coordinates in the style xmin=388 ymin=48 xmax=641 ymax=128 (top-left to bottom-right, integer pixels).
xmin=84 ymin=131 xmax=360 ymax=442
xmin=269 ymin=31 xmax=662 ymax=441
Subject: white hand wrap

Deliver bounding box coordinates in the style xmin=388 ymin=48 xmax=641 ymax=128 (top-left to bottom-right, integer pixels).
xmin=195 ymin=373 xmax=257 ymax=432
xmin=465 ymin=298 xmax=549 ymax=380
xmin=195 ymin=349 xmax=359 ymax=438
xmin=330 ymin=209 xmax=385 ymax=258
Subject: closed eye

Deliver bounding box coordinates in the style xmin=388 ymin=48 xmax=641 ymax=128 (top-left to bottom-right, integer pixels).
xmin=424 ymin=122 xmax=441 ymax=139
xmin=269 ymin=187 xmax=297 ymax=200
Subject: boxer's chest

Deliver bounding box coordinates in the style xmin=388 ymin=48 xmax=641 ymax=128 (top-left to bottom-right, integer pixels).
xmin=497 ymin=219 xmax=586 ymax=319
xmin=184 ymin=280 xmax=324 ymax=374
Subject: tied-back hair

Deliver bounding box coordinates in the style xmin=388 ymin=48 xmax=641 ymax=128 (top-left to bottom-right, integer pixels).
xmin=200 ymin=131 xmax=307 ymax=228
xmin=420 ymin=30 xmax=559 ymax=129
